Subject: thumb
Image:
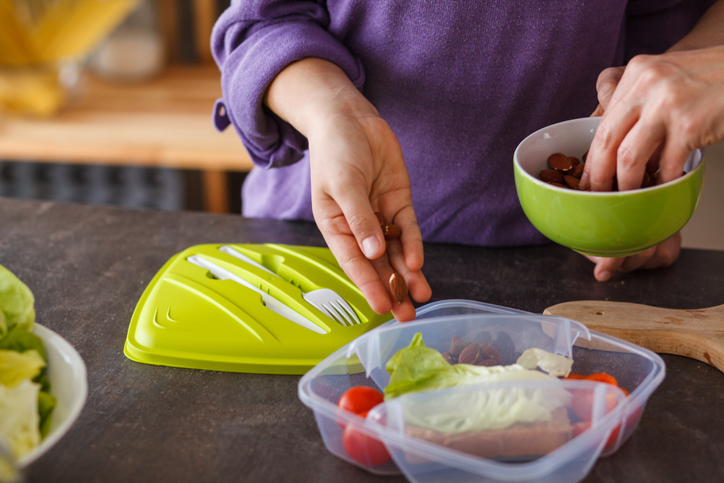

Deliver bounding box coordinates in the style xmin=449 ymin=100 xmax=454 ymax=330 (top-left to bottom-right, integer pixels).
xmin=592 ymin=257 xmax=625 ymax=282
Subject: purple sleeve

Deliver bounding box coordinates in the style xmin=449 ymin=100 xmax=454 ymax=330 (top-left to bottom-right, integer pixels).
xmin=211 ymin=0 xmax=365 ymax=168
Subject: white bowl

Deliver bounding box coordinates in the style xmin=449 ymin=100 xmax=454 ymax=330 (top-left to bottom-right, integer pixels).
xmin=16 ymin=324 xmax=88 ymax=468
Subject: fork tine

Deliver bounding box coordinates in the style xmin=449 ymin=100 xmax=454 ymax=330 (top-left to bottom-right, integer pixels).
xmin=307 ymin=300 xmax=339 ymax=324
xmin=335 ymin=299 xmax=361 ymax=325
xmin=329 ymin=300 xmax=355 ymax=326
xmin=303 ymin=289 xmax=361 ymax=326
xmin=322 ymin=303 xmax=348 ymax=326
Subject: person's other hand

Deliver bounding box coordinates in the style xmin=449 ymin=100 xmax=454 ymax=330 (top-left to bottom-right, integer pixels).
xmin=579 ymin=46 xmax=724 ymax=280
xmin=582 ymin=46 xmax=724 ymax=192
xmin=584 ymin=233 xmax=681 ymax=281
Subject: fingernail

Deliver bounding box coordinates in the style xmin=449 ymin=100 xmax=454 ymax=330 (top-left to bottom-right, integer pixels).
xmin=579 ymin=172 xmax=589 ymax=190
xmin=362 ymin=236 xmax=380 ymax=257
xmin=598 ymin=270 xmax=612 ymax=282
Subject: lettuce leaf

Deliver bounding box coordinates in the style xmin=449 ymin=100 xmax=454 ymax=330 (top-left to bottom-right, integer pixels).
xmin=38 ymin=391 xmax=57 ymax=438
xmin=0 ymin=349 xmax=45 ymax=387
xmin=403 ymin=386 xmax=565 ymax=433
xmin=384 ymin=333 xmax=551 ymax=400
xmin=0 ymin=264 xmax=35 ymax=338
xmin=0 ymin=326 xmax=46 ymax=362
xmin=0 ymin=379 xmax=41 ymax=459
xmin=0 ymin=264 xmax=55 ymax=451
xmin=383 ymin=333 xmax=571 ymax=434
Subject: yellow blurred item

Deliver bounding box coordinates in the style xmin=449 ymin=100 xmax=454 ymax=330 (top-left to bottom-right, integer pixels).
xmin=0 ymin=64 xmax=70 ymax=117
xmin=0 ymin=0 xmax=138 ymax=116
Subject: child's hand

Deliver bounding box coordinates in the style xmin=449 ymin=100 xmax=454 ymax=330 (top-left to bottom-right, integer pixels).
xmin=264 ymin=58 xmax=431 ymax=321
xmin=308 ymin=107 xmax=431 ymax=321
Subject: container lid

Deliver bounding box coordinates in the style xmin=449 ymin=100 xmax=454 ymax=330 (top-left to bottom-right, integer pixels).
xmin=124 ymin=243 xmax=392 ymax=374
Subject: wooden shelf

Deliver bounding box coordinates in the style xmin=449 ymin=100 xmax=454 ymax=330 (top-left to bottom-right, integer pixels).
xmin=0 ymin=64 xmax=253 ymax=212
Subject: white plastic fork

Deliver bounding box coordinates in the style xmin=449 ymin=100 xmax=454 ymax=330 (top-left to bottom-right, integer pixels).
xmin=219 ymin=246 xmax=362 ymax=326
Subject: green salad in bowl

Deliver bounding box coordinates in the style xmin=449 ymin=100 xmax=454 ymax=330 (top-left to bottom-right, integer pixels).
xmin=0 ymin=264 xmax=56 ymax=461
xmin=0 ymin=263 xmax=87 ymax=470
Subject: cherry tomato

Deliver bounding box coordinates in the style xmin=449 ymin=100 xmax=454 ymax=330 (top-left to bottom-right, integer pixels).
xmin=571 ymin=390 xmax=619 ymax=421
xmin=572 ymin=421 xmax=620 ymax=451
xmin=605 ymin=424 xmax=621 ymax=450
xmin=342 ymin=422 xmax=392 ymax=466
xmin=567 ymin=372 xmax=625 ymax=420
xmin=338 ymin=386 xmax=384 ymax=422
xmin=584 ymin=372 xmax=619 ymax=387
xmin=567 ymin=372 xmax=629 ymax=452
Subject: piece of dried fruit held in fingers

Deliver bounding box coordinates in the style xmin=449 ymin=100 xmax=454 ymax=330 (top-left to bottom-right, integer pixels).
xmin=382 ymin=224 xmax=402 ymax=239
xmin=389 ymin=272 xmax=407 ymax=304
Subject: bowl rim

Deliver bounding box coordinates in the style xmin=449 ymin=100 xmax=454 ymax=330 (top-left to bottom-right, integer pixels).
xmin=17 ymin=324 xmax=88 ymax=468
xmin=513 ymin=117 xmax=705 ymax=197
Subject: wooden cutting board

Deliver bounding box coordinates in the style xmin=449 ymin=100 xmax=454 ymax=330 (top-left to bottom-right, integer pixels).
xmin=544 ymin=300 xmax=724 ymax=373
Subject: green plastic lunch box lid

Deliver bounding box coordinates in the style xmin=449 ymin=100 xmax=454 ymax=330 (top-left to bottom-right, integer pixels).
xmin=124 ymin=243 xmax=393 ymax=374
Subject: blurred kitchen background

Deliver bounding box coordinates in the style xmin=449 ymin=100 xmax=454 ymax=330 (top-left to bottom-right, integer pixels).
xmin=0 ymin=0 xmax=721 ymax=250
xmin=0 ymin=0 xmax=245 ymax=213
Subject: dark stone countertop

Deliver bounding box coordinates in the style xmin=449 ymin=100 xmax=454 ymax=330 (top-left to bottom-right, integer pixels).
xmin=2 ymin=197 xmax=723 ymax=483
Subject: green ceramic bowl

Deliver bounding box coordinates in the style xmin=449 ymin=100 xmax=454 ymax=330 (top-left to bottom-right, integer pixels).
xmin=514 ymin=117 xmax=705 ymax=257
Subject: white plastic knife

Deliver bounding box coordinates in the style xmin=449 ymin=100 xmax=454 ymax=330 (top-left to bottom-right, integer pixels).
xmin=187 ymin=255 xmax=325 ymax=334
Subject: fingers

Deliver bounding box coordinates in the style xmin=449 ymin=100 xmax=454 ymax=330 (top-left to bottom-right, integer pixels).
xmin=307 ymin=108 xmax=430 ymax=321
xmin=582 ymin=86 xmax=641 ymax=191
xmin=590 ymin=104 xmax=605 ymax=117
xmin=333 ymin=190 xmax=387 ymax=261
xmin=596 ymin=66 xmax=625 ymax=111
xmin=584 ymin=48 xmax=724 ymax=192
xmin=318 ymin=216 xmax=393 ymax=315
xmin=614 ymin=120 xmax=665 ymax=191
xmin=585 ymin=233 xmax=682 ymax=281
xmin=385 ymin=237 xmax=432 ymax=322
xmin=360 ymin=205 xmax=431 ymax=322
xmin=657 ymin=137 xmax=693 ymax=185
xmin=581 ymin=65 xmax=640 ymax=191
xmin=313 ymin=180 xmax=429 ymax=320
xmin=639 ymin=233 xmax=681 ymax=269
xmin=392 ymin=204 xmax=425 ymax=272
xmin=590 ymin=256 xmax=626 ymax=282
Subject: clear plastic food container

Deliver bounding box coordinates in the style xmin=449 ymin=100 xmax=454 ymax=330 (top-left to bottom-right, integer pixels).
xmin=297 ymin=300 xmax=665 ymax=483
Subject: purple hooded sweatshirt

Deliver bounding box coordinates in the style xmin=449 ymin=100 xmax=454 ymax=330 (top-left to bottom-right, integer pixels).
xmin=211 ymin=0 xmax=714 ymax=246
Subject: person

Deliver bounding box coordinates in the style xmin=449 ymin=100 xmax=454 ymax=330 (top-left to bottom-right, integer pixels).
xmin=211 ymin=0 xmax=724 ymax=322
